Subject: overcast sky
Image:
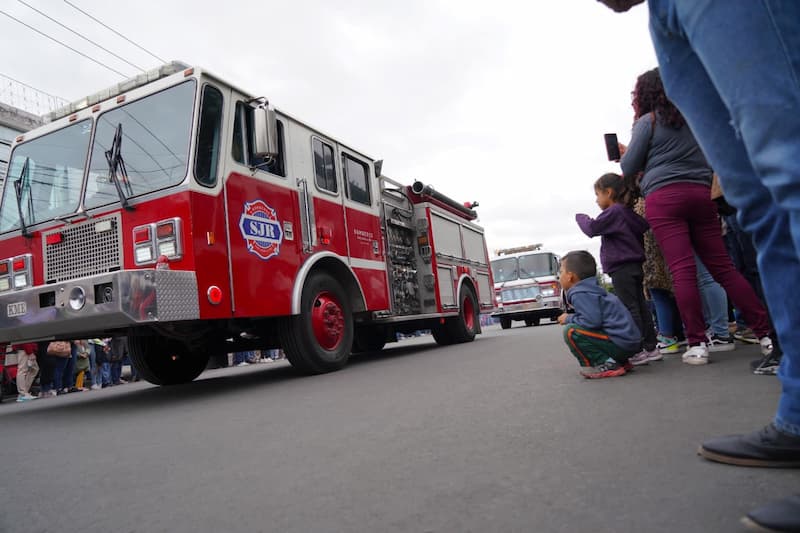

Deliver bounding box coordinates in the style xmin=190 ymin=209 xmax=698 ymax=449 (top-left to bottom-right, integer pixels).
xmin=1 ymin=0 xmax=657 ymax=264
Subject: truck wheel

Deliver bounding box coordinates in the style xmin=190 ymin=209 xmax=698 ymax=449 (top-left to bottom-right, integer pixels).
xmin=525 ymin=317 xmax=540 ymax=327
xmin=433 ymin=286 xmax=479 ymax=345
xmin=280 ymin=271 xmax=353 ymax=374
xmin=128 ymin=331 xmax=209 ymax=385
xmin=352 ymin=326 xmax=387 ymax=353
xmin=500 ymin=317 xmax=512 ymax=330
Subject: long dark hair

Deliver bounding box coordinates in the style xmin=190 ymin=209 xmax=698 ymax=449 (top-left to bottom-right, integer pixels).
xmin=595 ymin=172 xmax=638 ymax=208
xmin=631 ymin=68 xmax=685 ymax=129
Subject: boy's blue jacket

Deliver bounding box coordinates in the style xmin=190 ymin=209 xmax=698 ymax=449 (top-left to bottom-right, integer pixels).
xmin=564 ymin=277 xmax=641 ymax=352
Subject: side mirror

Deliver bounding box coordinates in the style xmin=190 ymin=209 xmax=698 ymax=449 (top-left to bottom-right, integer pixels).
xmin=253 ymin=104 xmax=279 ymax=158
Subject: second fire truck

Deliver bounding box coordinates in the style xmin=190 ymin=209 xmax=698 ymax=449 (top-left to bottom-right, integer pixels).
xmin=0 ymin=61 xmax=494 ymax=384
xmin=490 ymin=244 xmax=563 ymax=329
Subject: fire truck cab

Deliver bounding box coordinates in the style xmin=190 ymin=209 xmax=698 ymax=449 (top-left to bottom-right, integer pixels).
xmin=0 ymin=62 xmax=494 ymax=385
xmin=490 ymin=244 xmax=563 ymax=329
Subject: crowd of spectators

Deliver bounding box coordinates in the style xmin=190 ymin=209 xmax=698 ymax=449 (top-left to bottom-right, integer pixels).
xmin=9 ymin=337 xmax=135 ymax=402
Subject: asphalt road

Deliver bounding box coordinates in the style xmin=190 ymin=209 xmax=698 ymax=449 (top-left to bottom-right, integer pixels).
xmin=1 ymin=323 xmax=796 ymax=533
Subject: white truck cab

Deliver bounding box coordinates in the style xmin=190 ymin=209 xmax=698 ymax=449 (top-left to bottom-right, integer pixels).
xmin=490 ymin=244 xmax=564 ymax=329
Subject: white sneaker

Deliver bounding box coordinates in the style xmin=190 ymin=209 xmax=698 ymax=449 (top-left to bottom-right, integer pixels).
xmin=682 ymin=343 xmax=709 ymax=365
xmin=759 ymin=336 xmax=773 ymax=356
xmin=236 ymin=361 xmax=250 ymax=367
xmin=90 ymin=384 xmax=102 ymax=390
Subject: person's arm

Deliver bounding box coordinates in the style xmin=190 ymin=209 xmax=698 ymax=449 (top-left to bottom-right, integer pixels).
xmin=620 ymin=117 xmax=652 ymax=178
xmin=564 ymin=292 xmax=604 ymax=330
xmin=576 ymin=208 xmax=619 ymax=237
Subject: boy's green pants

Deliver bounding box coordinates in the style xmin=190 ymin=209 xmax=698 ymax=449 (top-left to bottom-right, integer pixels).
xmin=562 ymin=324 xmax=633 ymax=367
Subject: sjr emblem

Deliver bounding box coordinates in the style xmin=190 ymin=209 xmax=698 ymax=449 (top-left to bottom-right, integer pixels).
xmin=239 ymin=200 xmax=283 ymax=261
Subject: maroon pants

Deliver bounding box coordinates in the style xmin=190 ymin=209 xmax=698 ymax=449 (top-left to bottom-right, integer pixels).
xmin=645 ymin=183 xmax=769 ymax=345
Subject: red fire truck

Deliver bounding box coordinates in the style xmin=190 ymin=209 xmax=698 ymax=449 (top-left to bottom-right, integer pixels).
xmin=0 ymin=62 xmax=494 ymax=385
xmin=490 ymin=244 xmax=563 ymax=329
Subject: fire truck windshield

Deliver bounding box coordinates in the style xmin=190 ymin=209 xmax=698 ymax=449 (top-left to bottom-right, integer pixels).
xmin=517 ymin=253 xmax=556 ymax=279
xmin=0 ymin=119 xmax=92 ymax=233
xmin=85 ymin=80 xmax=195 ymax=209
xmin=0 ymin=80 xmax=197 ymax=233
xmin=491 ymin=257 xmax=518 ymax=282
xmin=491 ymin=253 xmax=557 ymax=283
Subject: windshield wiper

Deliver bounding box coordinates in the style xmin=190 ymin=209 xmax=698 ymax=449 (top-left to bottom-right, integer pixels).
xmin=105 ymin=123 xmax=135 ymax=211
xmin=12 ymin=157 xmax=33 ymax=238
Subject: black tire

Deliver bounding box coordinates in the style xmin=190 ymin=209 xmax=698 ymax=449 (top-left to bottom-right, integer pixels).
xmin=280 ymin=271 xmax=353 ymax=374
xmin=500 ymin=317 xmax=512 ymax=330
xmin=128 ymin=330 xmax=209 ymax=385
xmin=352 ymin=326 xmax=387 ymax=353
xmin=431 ymin=325 xmax=454 ymax=345
xmin=433 ymin=286 xmax=479 ymax=345
xmin=525 ymin=317 xmax=540 ymax=327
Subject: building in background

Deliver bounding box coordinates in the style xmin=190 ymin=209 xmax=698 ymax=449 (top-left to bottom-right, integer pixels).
xmin=0 ymin=75 xmax=64 ymax=185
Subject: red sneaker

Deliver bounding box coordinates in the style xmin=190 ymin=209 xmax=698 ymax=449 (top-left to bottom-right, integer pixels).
xmin=581 ymin=362 xmax=626 ymax=379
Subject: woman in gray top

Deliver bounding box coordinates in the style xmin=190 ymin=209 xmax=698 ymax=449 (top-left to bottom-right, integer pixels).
xmin=620 ymin=68 xmax=770 ymax=366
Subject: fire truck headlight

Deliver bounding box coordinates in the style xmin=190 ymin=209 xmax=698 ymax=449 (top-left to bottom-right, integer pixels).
xmin=541 ymin=289 xmax=555 ymax=297
xmin=157 ymin=239 xmax=177 ymax=258
xmin=13 ymin=273 xmax=28 ymax=289
xmin=68 ymin=286 xmax=86 ymax=310
xmin=135 ymin=245 xmax=154 ymax=264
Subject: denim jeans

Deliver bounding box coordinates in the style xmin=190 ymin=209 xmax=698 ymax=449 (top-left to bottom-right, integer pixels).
xmin=648 ymin=0 xmax=800 ymax=434
xmin=88 ymin=344 xmax=102 ymax=387
xmin=110 ymin=361 xmax=122 ymax=384
xmin=695 ymin=256 xmax=729 ymax=338
xmin=650 ymin=288 xmax=681 ymax=338
xmin=52 ymin=356 xmax=69 ymax=392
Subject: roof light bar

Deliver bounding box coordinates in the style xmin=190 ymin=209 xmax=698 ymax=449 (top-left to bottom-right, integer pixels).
xmin=44 ymin=61 xmax=191 ymax=123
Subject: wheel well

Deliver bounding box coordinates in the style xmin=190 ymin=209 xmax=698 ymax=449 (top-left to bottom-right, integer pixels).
xmin=457 ymin=275 xmax=478 ymax=302
xmin=292 ymin=255 xmax=367 ymax=315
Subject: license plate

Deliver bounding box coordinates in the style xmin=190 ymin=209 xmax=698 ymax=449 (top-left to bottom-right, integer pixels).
xmin=7 ymin=301 xmax=27 ymax=318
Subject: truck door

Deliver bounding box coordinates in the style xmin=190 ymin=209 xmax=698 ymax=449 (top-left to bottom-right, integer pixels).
xmin=224 ymin=101 xmax=302 ymax=317
xmin=338 ymin=147 xmax=389 ymax=311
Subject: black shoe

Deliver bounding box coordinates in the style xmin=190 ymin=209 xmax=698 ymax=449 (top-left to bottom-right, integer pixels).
xmin=698 ymin=423 xmax=800 ymax=467
xmin=752 ymin=353 xmax=781 ymax=375
xmin=742 ymin=494 xmax=800 ymax=532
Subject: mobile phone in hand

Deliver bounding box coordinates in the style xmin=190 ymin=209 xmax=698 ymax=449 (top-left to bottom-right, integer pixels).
xmin=604 ymin=133 xmax=621 ymax=161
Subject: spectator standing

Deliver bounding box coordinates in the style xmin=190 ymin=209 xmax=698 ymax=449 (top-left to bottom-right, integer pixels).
xmin=49 ymin=341 xmax=72 ymax=395
xmin=13 ymin=343 xmax=38 ymax=402
xmin=619 ymin=67 xmax=772 ymax=366
xmin=35 ymin=341 xmax=56 ymax=398
xmin=73 ymin=340 xmax=91 ymax=391
xmin=576 ymin=173 xmax=659 ymax=365
xmin=108 ymin=337 xmax=127 ymax=385
xmin=88 ymin=338 xmax=105 ymax=390
xmin=598 ymin=0 xmax=800 ymax=528
xmin=634 ymin=198 xmax=684 ymax=354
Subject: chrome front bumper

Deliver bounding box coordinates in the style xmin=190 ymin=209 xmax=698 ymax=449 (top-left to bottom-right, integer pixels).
xmin=491 ymin=300 xmax=543 ymax=317
xmin=0 ymin=270 xmax=200 ymax=343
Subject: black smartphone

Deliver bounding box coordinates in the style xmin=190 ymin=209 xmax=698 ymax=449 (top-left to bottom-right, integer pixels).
xmin=604 ymin=133 xmax=620 ymax=161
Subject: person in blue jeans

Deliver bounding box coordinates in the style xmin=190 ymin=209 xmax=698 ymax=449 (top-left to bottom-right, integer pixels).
xmin=599 ymin=0 xmax=800 ymax=529
xmin=695 ymin=256 xmax=734 ymax=351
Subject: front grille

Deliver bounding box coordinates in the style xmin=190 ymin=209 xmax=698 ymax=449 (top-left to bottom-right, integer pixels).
xmin=501 ymin=285 xmax=540 ymax=303
xmin=43 ymin=214 xmax=122 ymax=283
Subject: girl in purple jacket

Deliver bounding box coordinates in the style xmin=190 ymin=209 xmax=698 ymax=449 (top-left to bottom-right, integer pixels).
xmin=576 ymin=173 xmax=659 ymax=366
